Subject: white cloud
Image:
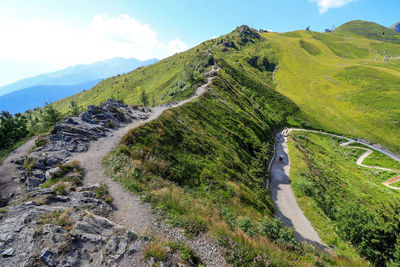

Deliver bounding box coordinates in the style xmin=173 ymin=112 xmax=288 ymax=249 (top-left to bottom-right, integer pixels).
xmin=168 ymin=38 xmax=187 ymax=55
xmin=0 ymin=14 xmax=188 ymax=82
xmin=310 ymin=0 xmax=356 ymax=13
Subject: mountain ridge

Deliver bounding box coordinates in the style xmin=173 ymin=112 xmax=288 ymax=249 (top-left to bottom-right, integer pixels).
xmin=0 ymin=57 xmax=158 ymax=97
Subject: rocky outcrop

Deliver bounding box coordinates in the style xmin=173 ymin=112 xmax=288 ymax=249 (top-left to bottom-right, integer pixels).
xmin=235 ymin=25 xmax=261 ymax=44
xmin=0 ymin=184 xmax=150 ymax=267
xmin=15 ymin=100 xmax=152 ymax=190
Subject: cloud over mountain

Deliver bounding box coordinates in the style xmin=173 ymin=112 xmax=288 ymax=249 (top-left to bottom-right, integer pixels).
xmin=0 ymin=14 xmax=186 ymax=84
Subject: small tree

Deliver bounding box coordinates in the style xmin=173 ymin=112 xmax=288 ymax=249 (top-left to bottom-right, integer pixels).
xmin=208 ymin=55 xmax=215 ymax=66
xmin=41 ymin=103 xmax=61 ymax=128
xmin=140 ymin=89 xmax=149 ymax=106
xmin=69 ymin=101 xmax=80 ymax=116
xmin=0 ymin=111 xmax=28 ymax=149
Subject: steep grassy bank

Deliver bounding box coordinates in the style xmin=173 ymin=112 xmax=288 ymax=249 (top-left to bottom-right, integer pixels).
xmin=104 ymin=27 xmax=362 ymax=265
xmin=288 ymin=131 xmax=400 ymax=265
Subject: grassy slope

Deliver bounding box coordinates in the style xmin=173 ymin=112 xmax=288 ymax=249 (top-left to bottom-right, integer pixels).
xmin=335 ymin=20 xmax=400 ymax=44
xmin=363 ymin=150 xmax=400 ymax=170
xmin=45 ymin=20 xmax=400 ymax=155
xmin=288 ymin=131 xmax=400 ymax=264
xmin=104 ymin=29 xmax=360 ymax=266
xmin=50 ymin=47 xmax=210 ymax=115
xmin=17 ymin=21 xmax=399 ymax=264
xmin=266 ymin=28 xmax=400 ymax=153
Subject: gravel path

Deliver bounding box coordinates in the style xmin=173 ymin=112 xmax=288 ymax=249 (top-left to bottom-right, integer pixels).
xmin=270 ymin=128 xmax=400 ymax=252
xmin=70 ymin=67 xmax=228 ymax=266
xmin=0 ymin=136 xmax=37 ymax=197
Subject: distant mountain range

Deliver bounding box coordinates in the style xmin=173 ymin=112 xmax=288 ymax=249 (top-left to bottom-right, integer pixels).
xmin=0 ymin=80 xmax=101 ymax=114
xmin=391 ymin=21 xmax=400 ymax=32
xmin=0 ymin=57 xmax=158 ymax=113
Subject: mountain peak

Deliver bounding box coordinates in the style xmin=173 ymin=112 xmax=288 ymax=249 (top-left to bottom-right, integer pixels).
xmin=235 ymin=25 xmax=261 ymax=40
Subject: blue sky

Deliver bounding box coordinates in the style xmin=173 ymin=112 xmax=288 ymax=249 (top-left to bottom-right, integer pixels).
xmin=0 ymin=0 xmax=399 ymax=85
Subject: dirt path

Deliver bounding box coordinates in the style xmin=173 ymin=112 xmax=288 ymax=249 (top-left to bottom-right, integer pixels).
xmin=270 ymin=128 xmax=400 ymax=252
xmin=70 ymin=67 xmax=228 ymax=266
xmin=0 ymin=136 xmax=37 ymax=198
xmin=71 ymin=73 xmax=214 ymax=233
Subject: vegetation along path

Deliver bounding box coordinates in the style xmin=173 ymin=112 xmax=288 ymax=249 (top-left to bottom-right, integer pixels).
xmin=70 ymin=65 xmax=228 ymax=266
xmin=271 ymin=128 xmax=400 ymax=251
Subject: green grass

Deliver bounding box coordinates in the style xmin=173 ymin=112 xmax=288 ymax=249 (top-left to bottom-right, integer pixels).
xmin=266 ymin=27 xmax=400 ymax=153
xmin=12 ymin=21 xmax=400 ymax=265
xmin=23 ymin=20 xmax=400 ymax=157
xmin=289 ymin=131 xmax=400 ymax=265
xmin=104 ymin=27 xmax=363 ymax=266
xmin=299 ymin=39 xmax=321 ymax=56
xmin=40 ymin=160 xmax=83 ymax=189
xmin=334 ymin=20 xmax=400 ymax=44
xmin=48 ymin=48 xmax=212 ymax=116
xmin=363 ymin=151 xmax=400 ymax=170
xmin=389 ymin=180 xmax=400 ymax=188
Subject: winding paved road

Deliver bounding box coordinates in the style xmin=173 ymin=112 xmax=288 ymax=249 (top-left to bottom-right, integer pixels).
xmin=270 ymin=129 xmax=327 ymax=250
xmin=270 ymin=128 xmax=400 ymax=251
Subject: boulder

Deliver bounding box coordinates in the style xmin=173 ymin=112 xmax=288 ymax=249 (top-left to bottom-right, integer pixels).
xmin=1 ymin=248 xmax=14 ymax=257
xmin=25 ymin=177 xmax=45 ymax=189
xmin=40 ymin=250 xmax=55 ymax=266
xmin=45 ymin=167 xmax=62 ymax=180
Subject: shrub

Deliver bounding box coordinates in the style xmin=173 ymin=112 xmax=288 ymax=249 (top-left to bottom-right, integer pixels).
xmin=145 ymin=240 xmax=168 ymax=262
xmin=41 ymin=103 xmax=61 ymax=128
xmin=34 ymin=135 xmax=47 ymax=147
xmin=237 ymin=217 xmax=256 ymax=236
xmin=291 ymin=176 xmax=315 ymax=197
xmin=54 ymin=182 xmax=68 ymax=195
xmin=259 ymin=217 xmax=299 ymax=249
xmin=118 ymin=145 xmax=131 ymax=156
xmin=38 ymin=210 xmax=73 ymax=230
xmin=94 ymin=183 xmax=108 ymax=199
xmin=23 ymin=157 xmax=35 ymax=176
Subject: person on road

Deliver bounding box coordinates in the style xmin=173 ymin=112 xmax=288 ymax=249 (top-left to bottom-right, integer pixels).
xmin=279 ymin=155 xmax=284 ymax=161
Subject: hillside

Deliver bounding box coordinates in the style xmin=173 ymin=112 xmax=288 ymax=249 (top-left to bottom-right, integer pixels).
xmin=334 ymin=20 xmax=400 ymax=43
xmin=288 ymin=131 xmax=400 ymax=264
xmin=48 ymin=21 xmax=400 ymax=155
xmin=270 ymin=26 xmax=400 ymax=153
xmin=0 ymin=57 xmax=158 ymax=97
xmin=5 ymin=20 xmax=400 ymax=265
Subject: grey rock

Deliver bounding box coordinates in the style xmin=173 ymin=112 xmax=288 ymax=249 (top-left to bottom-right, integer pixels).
xmin=1 ymin=248 xmax=14 ymax=257
xmin=0 ymin=197 xmax=8 ymax=207
xmin=40 ymin=250 xmax=55 ymax=266
xmin=28 ymin=188 xmax=55 ymax=197
xmin=45 ymin=167 xmax=61 ymax=180
xmin=80 ymin=183 xmax=101 ymax=191
xmin=72 ymin=214 xmax=123 ymax=237
xmin=45 ymin=157 xmax=60 ymax=167
xmin=53 ymin=195 xmax=70 ymax=202
xmin=127 ymin=239 xmax=143 ymax=254
xmin=25 ymin=177 xmax=45 ymax=188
